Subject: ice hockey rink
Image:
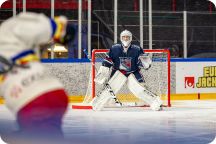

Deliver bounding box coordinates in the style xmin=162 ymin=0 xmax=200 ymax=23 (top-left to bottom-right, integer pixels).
xmin=0 ymin=100 xmax=216 ymax=144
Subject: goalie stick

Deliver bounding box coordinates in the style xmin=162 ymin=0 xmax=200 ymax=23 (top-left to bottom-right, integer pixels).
xmin=92 ymin=83 xmax=122 ymax=110
xmin=83 ymin=49 xmax=92 ymax=61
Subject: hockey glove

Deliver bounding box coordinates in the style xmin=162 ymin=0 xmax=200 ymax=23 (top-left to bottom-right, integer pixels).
xmin=138 ymin=54 xmax=152 ymax=70
xmin=52 ymin=16 xmax=75 ymax=45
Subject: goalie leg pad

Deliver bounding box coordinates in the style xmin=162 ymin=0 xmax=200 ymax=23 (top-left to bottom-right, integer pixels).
xmin=91 ymin=85 xmax=115 ymax=111
xmin=127 ymin=74 xmax=162 ymax=111
xmin=107 ymin=70 xmax=127 ymax=94
xmin=91 ymin=71 xmax=127 ymax=110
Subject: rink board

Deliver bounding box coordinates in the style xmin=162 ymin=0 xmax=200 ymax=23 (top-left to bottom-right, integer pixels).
xmin=1 ymin=93 xmax=216 ymax=105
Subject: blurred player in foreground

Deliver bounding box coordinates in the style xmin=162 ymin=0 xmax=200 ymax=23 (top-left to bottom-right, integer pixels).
xmin=0 ymin=12 xmax=75 ymax=143
xmin=92 ymin=30 xmax=163 ymax=111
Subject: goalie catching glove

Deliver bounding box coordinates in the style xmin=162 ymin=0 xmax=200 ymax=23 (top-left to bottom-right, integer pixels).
xmin=138 ymin=54 xmax=152 ymax=70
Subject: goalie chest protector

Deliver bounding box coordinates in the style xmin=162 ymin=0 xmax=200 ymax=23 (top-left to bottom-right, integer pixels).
xmin=107 ymin=44 xmax=145 ymax=72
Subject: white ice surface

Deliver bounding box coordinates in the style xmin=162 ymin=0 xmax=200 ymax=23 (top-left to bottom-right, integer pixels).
xmin=1 ymin=100 xmax=216 ymax=144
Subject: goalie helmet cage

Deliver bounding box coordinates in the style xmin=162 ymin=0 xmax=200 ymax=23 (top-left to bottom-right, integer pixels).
xmin=72 ymin=49 xmax=171 ymax=109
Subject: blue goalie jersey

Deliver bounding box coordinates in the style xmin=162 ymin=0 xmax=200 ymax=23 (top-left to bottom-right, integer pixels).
xmin=102 ymin=43 xmax=145 ymax=82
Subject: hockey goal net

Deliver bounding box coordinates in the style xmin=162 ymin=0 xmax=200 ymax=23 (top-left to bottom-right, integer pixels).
xmin=72 ymin=49 xmax=171 ymax=109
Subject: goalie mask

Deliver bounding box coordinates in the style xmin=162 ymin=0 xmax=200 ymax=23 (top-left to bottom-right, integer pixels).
xmin=120 ymin=30 xmax=132 ymax=48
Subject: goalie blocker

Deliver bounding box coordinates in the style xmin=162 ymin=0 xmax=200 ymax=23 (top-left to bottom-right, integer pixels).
xmin=92 ymin=69 xmax=163 ymax=111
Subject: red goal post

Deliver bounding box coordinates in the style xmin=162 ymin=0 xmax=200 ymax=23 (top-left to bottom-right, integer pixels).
xmin=72 ymin=49 xmax=171 ymax=109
